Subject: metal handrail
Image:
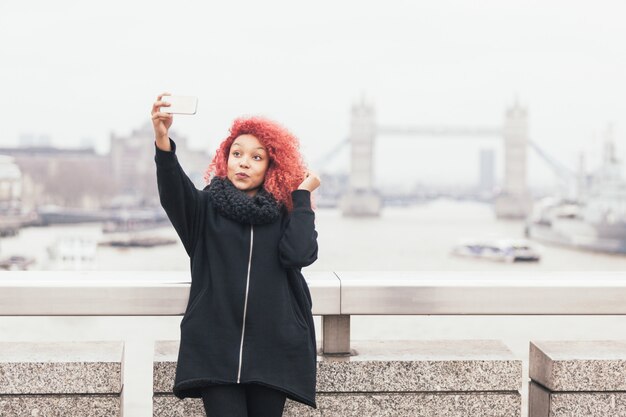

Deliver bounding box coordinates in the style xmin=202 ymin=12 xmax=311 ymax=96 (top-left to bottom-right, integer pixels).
xmin=336 ymin=270 xmax=626 ymax=315
xmin=0 ymin=271 xmax=339 ymax=315
xmin=2 ymin=270 xmax=626 ymax=354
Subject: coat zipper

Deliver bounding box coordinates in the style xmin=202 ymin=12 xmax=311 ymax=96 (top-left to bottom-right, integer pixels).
xmin=237 ymin=224 xmax=254 ymax=383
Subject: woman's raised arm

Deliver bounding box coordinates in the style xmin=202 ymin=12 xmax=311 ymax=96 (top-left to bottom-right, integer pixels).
xmin=151 ymin=93 xmax=203 ymax=256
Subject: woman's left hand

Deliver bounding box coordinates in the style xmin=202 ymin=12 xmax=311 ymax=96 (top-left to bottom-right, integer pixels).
xmin=297 ymin=170 xmax=321 ymax=192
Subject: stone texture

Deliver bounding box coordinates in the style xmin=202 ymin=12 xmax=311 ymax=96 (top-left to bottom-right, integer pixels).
xmin=317 ymin=339 xmax=521 ymax=392
xmin=530 ymin=340 xmax=626 ymax=391
xmin=284 ymin=392 xmax=521 ymax=417
xmin=155 ymin=339 xmax=521 ymax=416
xmin=529 ymin=341 xmax=626 ymax=417
xmin=529 ymin=381 xmax=626 ymax=417
xmin=155 ymin=392 xmax=521 ymax=417
xmin=154 ymin=394 xmax=204 ymax=417
xmin=155 ymin=339 xmax=521 ymax=393
xmin=549 ymin=393 xmax=626 ymax=417
xmin=0 ymin=341 xmax=124 ymax=395
xmin=0 ymin=395 xmax=120 ymax=417
xmin=154 ymin=340 xmax=179 ymax=394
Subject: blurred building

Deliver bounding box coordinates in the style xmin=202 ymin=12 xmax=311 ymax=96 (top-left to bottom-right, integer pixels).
xmin=494 ymin=101 xmax=533 ymax=218
xmin=109 ymin=121 xmax=211 ymax=207
xmin=0 ymin=155 xmax=22 ymax=212
xmin=0 ymin=121 xmax=212 ymax=210
xmin=479 ymin=148 xmax=496 ymax=197
xmin=0 ymin=144 xmax=111 ymax=209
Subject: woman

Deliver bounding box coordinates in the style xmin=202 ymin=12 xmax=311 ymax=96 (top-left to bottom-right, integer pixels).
xmin=151 ymin=92 xmax=321 ymax=417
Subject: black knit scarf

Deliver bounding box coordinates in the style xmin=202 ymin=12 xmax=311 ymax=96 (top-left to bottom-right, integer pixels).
xmin=204 ymin=176 xmax=282 ymax=225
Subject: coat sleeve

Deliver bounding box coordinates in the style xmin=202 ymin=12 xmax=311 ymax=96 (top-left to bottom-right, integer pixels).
xmin=154 ymin=137 xmax=202 ymax=257
xmin=278 ymin=189 xmax=319 ymax=268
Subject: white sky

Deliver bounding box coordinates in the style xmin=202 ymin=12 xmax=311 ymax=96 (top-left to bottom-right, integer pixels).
xmin=1 ymin=0 xmax=625 ymax=188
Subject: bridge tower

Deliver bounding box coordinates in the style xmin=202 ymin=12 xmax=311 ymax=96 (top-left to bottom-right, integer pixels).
xmin=339 ymin=98 xmax=382 ymax=216
xmin=494 ymin=101 xmax=533 ymax=218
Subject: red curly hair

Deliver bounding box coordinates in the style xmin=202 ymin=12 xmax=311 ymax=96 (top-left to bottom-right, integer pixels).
xmin=203 ymin=116 xmax=315 ymax=213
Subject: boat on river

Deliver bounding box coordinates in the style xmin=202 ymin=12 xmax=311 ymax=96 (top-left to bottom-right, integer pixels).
xmin=98 ymin=235 xmax=176 ymax=248
xmin=0 ymin=255 xmax=36 ymax=270
xmin=525 ymin=132 xmax=626 ymax=254
xmin=451 ymin=238 xmax=541 ymax=262
xmin=46 ymin=236 xmax=98 ymax=270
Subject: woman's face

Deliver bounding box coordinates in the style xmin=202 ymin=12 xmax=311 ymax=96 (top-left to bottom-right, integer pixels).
xmin=227 ymin=134 xmax=270 ymax=197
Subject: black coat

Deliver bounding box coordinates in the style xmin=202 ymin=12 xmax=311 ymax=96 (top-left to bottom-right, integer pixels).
xmin=155 ymin=138 xmax=318 ymax=409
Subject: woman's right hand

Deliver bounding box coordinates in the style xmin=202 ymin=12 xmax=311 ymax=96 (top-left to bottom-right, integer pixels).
xmin=151 ymin=92 xmax=173 ymax=148
xmin=297 ymin=170 xmax=321 ymax=192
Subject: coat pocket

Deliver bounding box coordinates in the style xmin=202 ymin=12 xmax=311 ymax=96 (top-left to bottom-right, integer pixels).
xmin=180 ymin=285 xmax=208 ymax=327
xmin=288 ymin=289 xmax=308 ymax=329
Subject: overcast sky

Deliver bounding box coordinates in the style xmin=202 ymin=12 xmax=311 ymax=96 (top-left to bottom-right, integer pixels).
xmin=1 ymin=0 xmax=625 ymax=189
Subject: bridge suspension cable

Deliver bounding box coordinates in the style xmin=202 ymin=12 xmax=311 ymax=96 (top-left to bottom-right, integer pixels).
xmin=313 ymin=137 xmax=350 ymax=170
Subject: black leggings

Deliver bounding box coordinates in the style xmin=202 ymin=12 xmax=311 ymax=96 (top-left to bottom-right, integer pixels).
xmin=200 ymin=382 xmax=287 ymax=417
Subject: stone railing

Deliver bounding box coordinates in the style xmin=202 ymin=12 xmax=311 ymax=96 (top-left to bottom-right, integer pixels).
xmin=2 ymin=271 xmax=626 ymax=416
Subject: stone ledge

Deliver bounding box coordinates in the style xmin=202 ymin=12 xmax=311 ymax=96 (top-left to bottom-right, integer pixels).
xmin=0 ymin=341 xmax=124 ymax=395
xmin=0 ymin=395 xmax=121 ymax=417
xmin=529 ymin=381 xmax=626 ymax=417
xmin=155 ymin=339 xmax=522 ymax=416
xmin=284 ymin=392 xmax=521 ymax=417
xmin=154 ymin=392 xmax=521 ymax=417
xmin=154 ymin=339 xmax=522 ymax=393
xmin=317 ymin=339 xmax=521 ymax=392
xmin=530 ymin=340 xmax=626 ymax=391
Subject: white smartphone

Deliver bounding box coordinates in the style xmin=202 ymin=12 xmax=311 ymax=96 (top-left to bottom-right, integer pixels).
xmin=161 ymin=95 xmax=198 ymax=115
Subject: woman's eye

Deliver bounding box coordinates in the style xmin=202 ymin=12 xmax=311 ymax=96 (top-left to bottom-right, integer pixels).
xmin=254 ymin=156 xmax=262 ymax=160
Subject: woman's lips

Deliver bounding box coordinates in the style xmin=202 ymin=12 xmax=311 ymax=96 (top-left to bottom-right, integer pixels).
xmin=235 ymin=173 xmax=249 ymax=179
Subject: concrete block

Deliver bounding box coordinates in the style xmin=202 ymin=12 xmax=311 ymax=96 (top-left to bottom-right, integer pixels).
xmin=155 ymin=339 xmax=522 ymax=417
xmin=0 ymin=341 xmax=124 ymax=416
xmin=529 ymin=340 xmax=626 ymax=417
xmin=530 ymin=340 xmax=626 ymax=391
xmin=317 ymin=339 xmax=521 ymax=392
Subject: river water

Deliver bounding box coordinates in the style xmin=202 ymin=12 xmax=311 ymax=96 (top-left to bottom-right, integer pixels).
xmin=2 ymin=199 xmax=626 ymax=416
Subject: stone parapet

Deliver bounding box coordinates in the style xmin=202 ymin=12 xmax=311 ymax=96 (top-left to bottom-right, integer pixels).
xmin=154 ymin=339 xmax=522 ymax=416
xmin=0 ymin=341 xmax=124 ymax=416
xmin=529 ymin=340 xmax=626 ymax=417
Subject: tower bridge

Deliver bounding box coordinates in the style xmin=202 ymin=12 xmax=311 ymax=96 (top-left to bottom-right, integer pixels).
xmin=330 ymin=99 xmax=534 ymax=219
